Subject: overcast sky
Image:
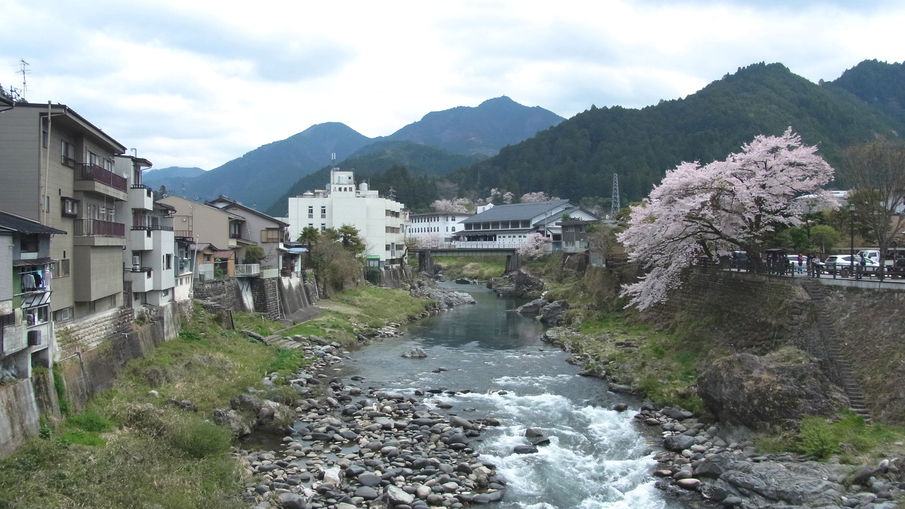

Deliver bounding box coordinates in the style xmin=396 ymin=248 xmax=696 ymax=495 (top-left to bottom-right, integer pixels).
xmin=2 ymin=0 xmax=902 ymax=171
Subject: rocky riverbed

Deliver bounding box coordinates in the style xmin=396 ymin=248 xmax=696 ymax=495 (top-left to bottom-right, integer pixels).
xmin=233 ymin=341 xmax=506 ymax=509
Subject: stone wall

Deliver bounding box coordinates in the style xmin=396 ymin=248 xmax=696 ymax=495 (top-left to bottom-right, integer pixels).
xmin=55 ymin=307 xmax=135 ymax=362
xmin=252 ymin=278 xmax=280 ymax=321
xmin=193 ymin=278 xmax=243 ymax=311
xmin=56 ymin=301 xmax=185 ymax=413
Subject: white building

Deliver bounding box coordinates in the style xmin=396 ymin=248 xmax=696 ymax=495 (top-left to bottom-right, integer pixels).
xmin=453 ymin=200 xmax=599 ymax=251
xmin=286 ymin=168 xmax=408 ymax=266
xmin=408 ymin=212 xmax=472 ymax=248
xmin=115 ymin=155 xmax=177 ymax=309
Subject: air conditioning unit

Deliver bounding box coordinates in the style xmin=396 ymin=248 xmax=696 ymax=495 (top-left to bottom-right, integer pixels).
xmin=28 ymin=329 xmax=41 ymax=346
xmin=132 ymin=255 xmax=140 ymax=271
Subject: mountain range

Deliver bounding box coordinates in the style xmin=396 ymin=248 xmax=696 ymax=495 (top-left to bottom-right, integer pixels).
xmin=144 ymin=96 xmax=565 ymax=211
xmin=147 ymin=59 xmax=905 ymax=218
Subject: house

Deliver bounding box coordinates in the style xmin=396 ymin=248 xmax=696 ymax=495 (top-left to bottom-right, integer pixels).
xmin=452 ymin=200 xmax=599 ymax=251
xmin=115 ymin=155 xmax=177 ymax=308
xmin=205 ymin=195 xmax=289 ymax=272
xmin=158 ymin=195 xmax=247 ymax=278
xmin=408 ymin=211 xmax=472 ymax=247
xmin=0 ymin=102 xmax=130 ymax=322
xmin=286 ymin=168 xmax=408 ymax=267
xmin=0 ymin=210 xmax=67 ymax=381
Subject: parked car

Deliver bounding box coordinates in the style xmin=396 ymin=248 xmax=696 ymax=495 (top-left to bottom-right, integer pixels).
xmin=823 ymin=254 xmax=880 ymax=277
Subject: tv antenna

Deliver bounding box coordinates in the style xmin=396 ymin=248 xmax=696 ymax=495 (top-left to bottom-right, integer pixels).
xmin=610 ymin=173 xmax=620 ymax=217
xmin=18 ymin=60 xmax=29 ymax=92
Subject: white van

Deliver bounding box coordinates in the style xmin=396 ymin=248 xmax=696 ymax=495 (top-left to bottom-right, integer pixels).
xmin=857 ymin=250 xmax=880 ymax=263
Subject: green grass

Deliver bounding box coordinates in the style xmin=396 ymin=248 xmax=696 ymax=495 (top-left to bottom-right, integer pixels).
xmin=798 ymin=411 xmax=899 ymax=461
xmin=432 ymin=256 xmax=507 ymax=280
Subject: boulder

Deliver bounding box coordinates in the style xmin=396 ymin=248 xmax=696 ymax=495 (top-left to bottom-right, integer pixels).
xmin=538 ymin=300 xmax=569 ymax=326
xmin=696 ymin=351 xmax=848 ymax=431
xmin=516 ymin=299 xmax=545 ymax=314
xmin=402 ymin=347 xmax=428 ymax=358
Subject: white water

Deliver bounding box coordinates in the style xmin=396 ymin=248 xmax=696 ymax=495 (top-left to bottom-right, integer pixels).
xmin=341 ymin=284 xmax=682 ymax=508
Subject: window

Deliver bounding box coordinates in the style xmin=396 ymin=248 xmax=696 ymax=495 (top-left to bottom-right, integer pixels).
xmin=320 ymin=206 xmax=326 ymax=218
xmin=165 ymin=254 xmax=172 ymax=270
xmin=261 ymin=228 xmax=281 ymax=243
xmin=52 ymin=307 xmax=73 ymax=322
xmin=61 ymin=197 xmax=79 ymax=217
xmin=20 ymin=234 xmax=39 ymax=253
xmin=104 ymin=158 xmax=114 ymax=171
xmin=320 ymin=224 xmax=326 ymax=232
xmin=25 ymin=305 xmax=49 ymax=326
xmin=58 ymin=259 xmax=70 ymax=278
xmin=308 ymin=206 xmax=313 ymax=219
xmin=61 ymin=140 xmax=76 ymax=167
xmin=88 ymin=151 xmax=100 ymax=167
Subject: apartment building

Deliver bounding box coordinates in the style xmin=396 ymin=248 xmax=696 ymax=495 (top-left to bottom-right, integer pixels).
xmin=158 ymin=195 xmax=246 ymax=279
xmin=286 ymin=168 xmax=408 ymax=266
xmin=0 ymin=103 xmax=129 ymax=321
xmin=115 ymin=155 xmax=177 ymax=308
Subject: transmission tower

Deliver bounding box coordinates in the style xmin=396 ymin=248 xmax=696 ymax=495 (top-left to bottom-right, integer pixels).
xmin=610 ymin=173 xmax=620 ymax=217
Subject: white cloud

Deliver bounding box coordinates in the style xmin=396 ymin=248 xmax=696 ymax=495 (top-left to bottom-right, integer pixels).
xmin=1 ymin=0 xmax=902 ymax=170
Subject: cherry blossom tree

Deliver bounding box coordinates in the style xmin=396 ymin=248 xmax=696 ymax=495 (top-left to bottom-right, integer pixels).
xmin=520 ymin=191 xmax=560 ymax=203
xmin=417 ymin=232 xmax=442 ymax=249
xmin=517 ymin=232 xmax=549 ymax=258
xmin=617 ymin=128 xmax=837 ymax=310
xmin=431 ymin=198 xmax=472 ymax=213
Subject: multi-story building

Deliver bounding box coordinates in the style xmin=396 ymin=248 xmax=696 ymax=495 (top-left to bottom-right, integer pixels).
xmin=159 ymin=195 xmax=246 ymax=279
xmin=453 ymin=200 xmax=599 ymax=250
xmin=205 ymin=195 xmax=289 ymax=273
xmin=286 ymin=168 xmax=408 ymax=266
xmin=0 ymin=210 xmax=66 ymax=380
xmin=408 ymin=211 xmax=472 ymax=247
xmin=0 ymin=103 xmax=129 ymax=322
xmin=116 ymin=155 xmax=177 ymax=308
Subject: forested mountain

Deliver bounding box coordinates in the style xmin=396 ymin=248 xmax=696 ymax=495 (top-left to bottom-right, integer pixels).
xmin=824 ymin=59 xmax=905 ymax=126
xmin=383 ymin=96 xmax=564 ymax=155
xmin=143 ymin=166 xmax=205 ymax=192
xmin=265 ymin=141 xmax=485 ymax=216
xmin=149 ymin=122 xmax=371 ymax=209
xmin=446 ymin=62 xmax=903 ymax=207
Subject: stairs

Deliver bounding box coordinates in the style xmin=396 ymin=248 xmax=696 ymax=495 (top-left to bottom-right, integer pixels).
xmin=800 ymin=280 xmax=871 ymax=422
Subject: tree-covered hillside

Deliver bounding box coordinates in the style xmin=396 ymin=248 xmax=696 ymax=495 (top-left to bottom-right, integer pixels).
xmin=383 ymin=96 xmax=564 ymax=156
xmin=265 ymin=141 xmax=484 ymax=216
xmin=447 ymin=62 xmax=902 ymax=206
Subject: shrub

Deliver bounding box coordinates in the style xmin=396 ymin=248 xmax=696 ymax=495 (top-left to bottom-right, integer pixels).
xmin=799 ymin=416 xmax=839 ymax=458
xmin=168 ymin=419 xmax=233 ymax=459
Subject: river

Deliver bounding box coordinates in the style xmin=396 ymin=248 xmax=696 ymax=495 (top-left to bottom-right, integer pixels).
xmin=339 ymin=283 xmax=683 ymax=509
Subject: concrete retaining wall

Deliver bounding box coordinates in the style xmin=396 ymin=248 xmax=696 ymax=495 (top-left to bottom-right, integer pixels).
xmin=0 ymin=379 xmax=39 ymax=457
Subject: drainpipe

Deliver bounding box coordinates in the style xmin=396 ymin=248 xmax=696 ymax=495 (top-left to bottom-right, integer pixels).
xmin=41 ymin=102 xmax=52 ymax=224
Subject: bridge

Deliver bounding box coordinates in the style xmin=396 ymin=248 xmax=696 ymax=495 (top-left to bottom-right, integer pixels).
xmin=412 ymin=248 xmax=521 ymax=274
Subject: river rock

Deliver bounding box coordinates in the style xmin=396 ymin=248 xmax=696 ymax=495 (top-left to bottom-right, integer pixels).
xmin=402 ymin=347 xmax=428 ymax=358
xmin=696 ymin=351 xmax=849 ymax=431
xmin=516 ymin=298 xmax=546 ymax=314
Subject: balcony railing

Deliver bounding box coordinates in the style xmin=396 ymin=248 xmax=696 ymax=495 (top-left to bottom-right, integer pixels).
xmin=235 ymin=264 xmax=260 ymax=277
xmin=76 ymin=163 xmax=128 ymax=192
xmin=75 ymin=219 xmax=125 ymax=237
xmin=131 ymin=224 xmax=174 ymax=231
xmin=175 ymin=229 xmax=193 ymax=239
xmin=131 ymin=184 xmax=152 ymax=197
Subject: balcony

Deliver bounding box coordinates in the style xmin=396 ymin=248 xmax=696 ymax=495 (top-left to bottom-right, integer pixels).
xmin=74 ymin=164 xmax=128 ymax=200
xmin=127 ymin=266 xmax=154 ymax=293
xmin=74 ymin=219 xmax=126 ymax=247
xmin=129 ymin=184 xmax=154 ymax=211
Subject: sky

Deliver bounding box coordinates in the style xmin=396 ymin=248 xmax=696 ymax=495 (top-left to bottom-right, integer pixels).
xmin=2 ymin=0 xmax=902 ymax=171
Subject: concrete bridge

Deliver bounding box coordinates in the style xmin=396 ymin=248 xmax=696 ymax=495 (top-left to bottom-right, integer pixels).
xmin=412 ymin=248 xmax=521 ymax=274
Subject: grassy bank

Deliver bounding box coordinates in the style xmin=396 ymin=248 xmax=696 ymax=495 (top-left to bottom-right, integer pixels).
xmin=431 ymin=255 xmax=507 ymax=280
xmin=0 ymin=286 xmax=433 ymax=509
xmin=525 ymin=255 xmax=905 ymax=464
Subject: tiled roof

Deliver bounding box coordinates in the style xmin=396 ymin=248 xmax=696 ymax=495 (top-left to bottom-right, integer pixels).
xmin=460 ymin=200 xmax=572 ymax=224
xmin=0 ymin=210 xmax=67 ymax=235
